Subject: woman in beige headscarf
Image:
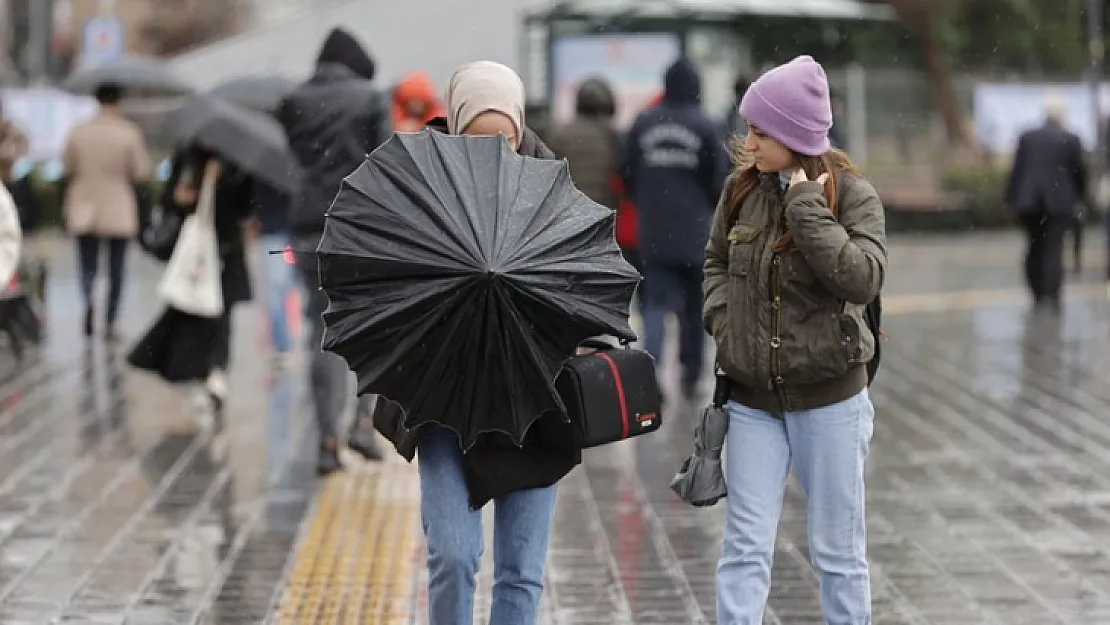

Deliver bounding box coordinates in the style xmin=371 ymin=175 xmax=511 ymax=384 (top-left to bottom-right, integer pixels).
xmin=387 ymin=61 xmax=573 ymax=625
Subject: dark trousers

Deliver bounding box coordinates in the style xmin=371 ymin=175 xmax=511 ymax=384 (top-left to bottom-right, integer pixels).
xmin=209 ymin=309 xmax=231 ymax=372
xmin=1019 ymin=211 xmax=1069 ymax=304
xmin=295 ymin=247 xmax=373 ymax=443
xmin=1071 ymin=214 xmax=1083 ymax=272
xmin=76 ymin=235 xmax=128 ymax=324
xmin=641 ymin=262 xmax=705 ymax=390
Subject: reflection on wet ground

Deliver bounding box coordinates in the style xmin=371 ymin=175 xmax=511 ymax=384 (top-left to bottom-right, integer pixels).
xmin=0 ymin=238 xmax=317 ymax=624
xmin=0 ymin=341 xmax=315 ymax=624
xmin=0 ymin=233 xmax=1106 ymax=624
xmin=544 ymin=299 xmax=1110 ymax=625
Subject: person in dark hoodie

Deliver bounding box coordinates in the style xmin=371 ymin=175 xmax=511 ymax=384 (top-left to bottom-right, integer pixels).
xmin=621 ymin=58 xmax=729 ymax=399
xmin=278 ymin=27 xmax=391 ymax=474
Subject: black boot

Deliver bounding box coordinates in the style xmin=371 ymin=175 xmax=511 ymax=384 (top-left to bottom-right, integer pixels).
xmin=348 ymin=416 xmax=383 ymax=462
xmin=317 ymin=437 xmax=342 ymax=476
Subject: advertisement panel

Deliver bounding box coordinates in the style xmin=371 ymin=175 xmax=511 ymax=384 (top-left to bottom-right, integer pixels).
xmin=550 ymin=33 xmax=682 ymax=130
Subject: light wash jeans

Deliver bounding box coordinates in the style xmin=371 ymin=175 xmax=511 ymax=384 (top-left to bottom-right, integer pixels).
xmin=418 ymin=427 xmax=557 ymax=625
xmin=717 ymin=389 xmax=875 ymax=625
xmin=258 ymin=233 xmax=295 ymax=353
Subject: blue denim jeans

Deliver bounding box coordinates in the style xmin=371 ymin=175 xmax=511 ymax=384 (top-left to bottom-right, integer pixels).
xmin=257 ymin=234 xmax=295 ymax=353
xmin=418 ymin=427 xmax=557 ymax=625
xmin=717 ymin=390 xmax=874 ymax=625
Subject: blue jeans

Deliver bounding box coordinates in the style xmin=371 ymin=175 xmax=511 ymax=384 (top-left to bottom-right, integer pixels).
xmin=717 ymin=390 xmax=874 ymax=625
xmin=257 ymin=234 xmax=295 ymax=353
xmin=641 ymin=262 xmax=705 ymax=391
xmin=418 ymin=427 xmax=557 ymax=625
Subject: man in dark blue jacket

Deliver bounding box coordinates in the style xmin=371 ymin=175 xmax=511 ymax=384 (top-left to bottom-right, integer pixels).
xmin=622 ymin=58 xmax=729 ymax=399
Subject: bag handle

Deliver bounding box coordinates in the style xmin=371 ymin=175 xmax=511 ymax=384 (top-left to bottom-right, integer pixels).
xmin=712 ymin=364 xmax=731 ymax=408
xmin=578 ymin=338 xmax=617 ymax=351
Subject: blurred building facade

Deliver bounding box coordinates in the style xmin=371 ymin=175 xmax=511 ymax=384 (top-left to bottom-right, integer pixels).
xmin=171 ymin=0 xmax=552 ymax=92
xmin=67 ymin=0 xmax=252 ymax=57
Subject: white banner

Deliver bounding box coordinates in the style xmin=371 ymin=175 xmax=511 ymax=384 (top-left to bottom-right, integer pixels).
xmin=550 ymin=33 xmax=682 ymax=130
xmin=0 ymin=88 xmax=97 ymax=161
xmin=973 ymin=82 xmax=1110 ymax=153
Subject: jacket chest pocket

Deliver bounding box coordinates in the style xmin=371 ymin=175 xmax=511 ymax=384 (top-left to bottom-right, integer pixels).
xmin=727 ymin=225 xmax=761 ymax=277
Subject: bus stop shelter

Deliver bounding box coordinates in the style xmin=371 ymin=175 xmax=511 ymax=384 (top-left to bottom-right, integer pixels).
xmin=521 ymin=0 xmax=893 ymax=131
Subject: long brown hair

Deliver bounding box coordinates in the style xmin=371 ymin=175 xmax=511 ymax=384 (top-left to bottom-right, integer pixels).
xmin=725 ymin=135 xmax=861 ymax=251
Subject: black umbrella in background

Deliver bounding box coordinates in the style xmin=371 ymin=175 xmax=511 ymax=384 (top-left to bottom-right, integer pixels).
xmin=318 ymin=131 xmax=640 ymax=451
xmin=63 ymin=54 xmax=193 ymax=97
xmin=171 ymin=94 xmax=301 ymax=194
xmin=207 ymin=76 xmax=296 ymax=113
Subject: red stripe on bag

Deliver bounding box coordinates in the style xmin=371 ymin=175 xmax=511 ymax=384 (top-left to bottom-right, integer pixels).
xmin=596 ymin=351 xmax=629 ymax=439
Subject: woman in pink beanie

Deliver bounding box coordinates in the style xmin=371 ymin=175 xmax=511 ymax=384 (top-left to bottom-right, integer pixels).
xmin=703 ymin=55 xmax=886 ymax=624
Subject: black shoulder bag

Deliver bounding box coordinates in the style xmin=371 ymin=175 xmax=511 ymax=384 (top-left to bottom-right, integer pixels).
xmin=555 ymin=339 xmax=663 ymax=449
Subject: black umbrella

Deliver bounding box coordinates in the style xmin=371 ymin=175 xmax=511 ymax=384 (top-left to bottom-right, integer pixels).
xmin=63 ymin=55 xmax=193 ymax=96
xmin=171 ymin=94 xmax=301 ymax=194
xmin=207 ymin=76 xmax=296 ymax=112
xmin=318 ymin=131 xmax=640 ymax=451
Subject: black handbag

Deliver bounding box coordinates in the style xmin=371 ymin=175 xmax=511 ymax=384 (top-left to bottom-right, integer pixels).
xmin=555 ymin=339 xmax=663 ymax=449
xmin=139 ymin=206 xmax=183 ymax=262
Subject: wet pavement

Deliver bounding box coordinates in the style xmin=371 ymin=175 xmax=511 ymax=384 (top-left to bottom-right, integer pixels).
xmin=0 ymin=236 xmax=317 ymax=624
xmin=0 ymin=232 xmax=1108 ymax=624
xmin=537 ymin=233 xmax=1110 ymax=625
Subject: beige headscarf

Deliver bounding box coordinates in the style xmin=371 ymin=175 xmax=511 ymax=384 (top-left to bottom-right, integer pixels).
xmin=445 ymin=61 xmax=526 ymax=137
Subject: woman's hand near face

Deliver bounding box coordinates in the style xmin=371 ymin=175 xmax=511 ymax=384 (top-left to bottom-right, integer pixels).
xmin=174 ymin=168 xmax=198 ymax=206
xmin=789 ymin=167 xmax=829 ymax=188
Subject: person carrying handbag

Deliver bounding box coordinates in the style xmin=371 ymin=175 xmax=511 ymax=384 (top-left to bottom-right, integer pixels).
xmin=129 ymin=148 xmax=253 ymax=416
xmin=704 ymin=56 xmax=887 ymax=625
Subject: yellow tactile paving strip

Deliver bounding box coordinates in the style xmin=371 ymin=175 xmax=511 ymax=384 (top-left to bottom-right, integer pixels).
xmin=272 ymin=462 xmax=422 ymax=624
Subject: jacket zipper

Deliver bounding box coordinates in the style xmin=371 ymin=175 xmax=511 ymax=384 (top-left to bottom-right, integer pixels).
xmin=769 ymin=254 xmax=788 ymax=412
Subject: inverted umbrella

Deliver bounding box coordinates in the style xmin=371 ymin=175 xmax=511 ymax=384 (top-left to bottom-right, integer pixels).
xmin=63 ymin=55 xmax=193 ymax=96
xmin=208 ymin=76 xmax=297 ymax=113
xmin=318 ymin=130 xmax=640 ymax=450
xmin=172 ymin=95 xmax=302 ymax=194
xmin=670 ymin=374 xmax=731 ymax=507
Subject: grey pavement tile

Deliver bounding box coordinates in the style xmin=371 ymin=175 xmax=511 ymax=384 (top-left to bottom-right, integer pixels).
xmin=4 ymin=233 xmax=1109 ymax=623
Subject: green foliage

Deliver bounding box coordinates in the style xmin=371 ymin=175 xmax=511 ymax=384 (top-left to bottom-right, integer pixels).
xmin=940 ymin=0 xmax=1089 ymax=74
xmin=939 ymin=165 xmax=1011 ymax=228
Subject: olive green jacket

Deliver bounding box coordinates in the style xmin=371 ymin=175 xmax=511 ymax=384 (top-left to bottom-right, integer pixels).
xmin=703 ymin=173 xmax=887 ymax=413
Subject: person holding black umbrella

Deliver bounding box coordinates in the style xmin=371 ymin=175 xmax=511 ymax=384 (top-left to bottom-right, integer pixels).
xmin=373 ymin=61 xmax=608 ymax=625
xmin=278 ymin=27 xmax=390 ymax=474
xmin=132 ymin=144 xmax=253 ymax=414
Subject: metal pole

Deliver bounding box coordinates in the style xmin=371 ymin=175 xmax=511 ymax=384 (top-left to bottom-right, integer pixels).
xmin=25 ymin=0 xmax=53 ymax=85
xmin=1088 ymin=0 xmax=1104 ymax=181
xmin=846 ymin=63 xmax=868 ymax=165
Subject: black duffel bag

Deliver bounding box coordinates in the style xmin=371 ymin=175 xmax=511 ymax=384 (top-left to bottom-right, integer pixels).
xmin=555 ymin=339 xmax=663 ymax=449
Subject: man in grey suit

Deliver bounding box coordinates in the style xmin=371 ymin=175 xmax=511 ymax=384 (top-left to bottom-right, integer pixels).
xmin=1005 ymin=95 xmax=1087 ymax=311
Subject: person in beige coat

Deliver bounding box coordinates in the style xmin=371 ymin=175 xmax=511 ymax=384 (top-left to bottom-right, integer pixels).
xmin=63 ymin=83 xmax=151 ymax=340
